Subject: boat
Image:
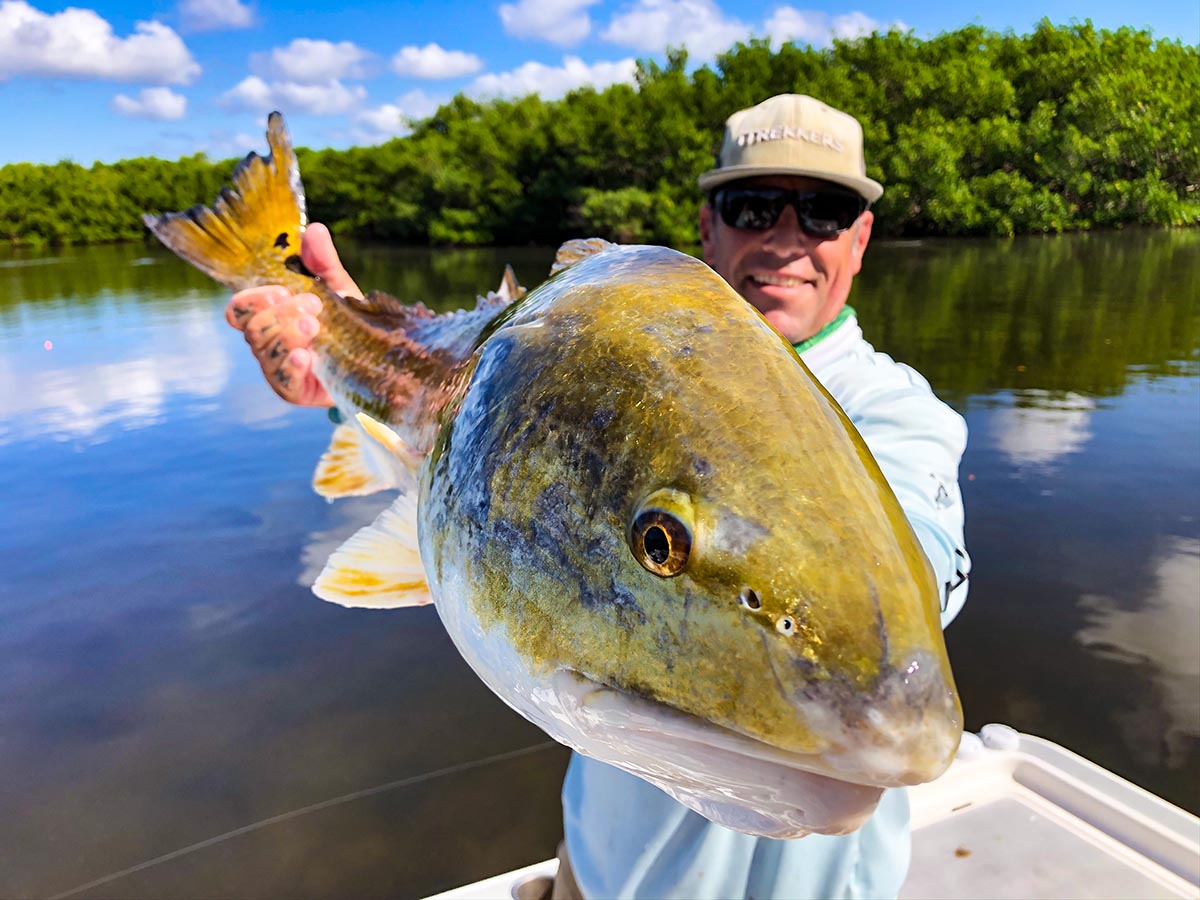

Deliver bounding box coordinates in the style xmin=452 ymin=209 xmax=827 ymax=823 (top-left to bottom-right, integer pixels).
xmin=428 ymin=725 xmax=1200 ymax=899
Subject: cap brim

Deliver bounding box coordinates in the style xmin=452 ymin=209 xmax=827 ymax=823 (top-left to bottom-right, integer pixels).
xmin=698 ymin=165 xmax=883 ymax=203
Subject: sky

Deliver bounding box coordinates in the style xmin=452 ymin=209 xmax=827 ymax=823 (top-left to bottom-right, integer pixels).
xmin=0 ymin=0 xmax=1196 ymax=166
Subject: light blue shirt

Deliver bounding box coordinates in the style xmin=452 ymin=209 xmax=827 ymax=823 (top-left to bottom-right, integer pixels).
xmin=562 ymin=312 xmax=970 ymax=899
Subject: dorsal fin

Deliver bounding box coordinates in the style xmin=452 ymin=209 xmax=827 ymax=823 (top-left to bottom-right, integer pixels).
xmin=496 ymin=264 xmax=524 ymax=302
xmin=550 ymin=238 xmax=617 ymax=276
xmin=142 ymin=112 xmax=312 ymax=294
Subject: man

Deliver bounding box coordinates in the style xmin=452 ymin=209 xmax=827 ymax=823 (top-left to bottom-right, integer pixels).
xmin=228 ymin=94 xmax=970 ymax=899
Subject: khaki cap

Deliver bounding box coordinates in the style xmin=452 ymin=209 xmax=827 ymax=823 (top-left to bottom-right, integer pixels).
xmin=698 ymin=94 xmax=883 ymax=202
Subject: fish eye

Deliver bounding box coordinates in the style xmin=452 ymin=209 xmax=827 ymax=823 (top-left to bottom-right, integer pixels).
xmin=776 ymin=616 xmax=796 ymax=636
xmin=629 ymin=489 xmax=694 ymax=577
xmin=739 ymin=587 xmax=761 ymax=610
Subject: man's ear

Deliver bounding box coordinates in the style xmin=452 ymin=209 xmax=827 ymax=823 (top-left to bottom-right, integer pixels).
xmin=850 ymin=210 xmax=874 ymax=267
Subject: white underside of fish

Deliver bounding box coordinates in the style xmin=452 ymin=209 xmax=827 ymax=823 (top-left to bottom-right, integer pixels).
xmin=431 ymin=552 xmax=885 ymax=839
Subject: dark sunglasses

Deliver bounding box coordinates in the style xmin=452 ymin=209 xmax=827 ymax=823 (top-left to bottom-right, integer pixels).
xmin=713 ymin=187 xmax=868 ymax=238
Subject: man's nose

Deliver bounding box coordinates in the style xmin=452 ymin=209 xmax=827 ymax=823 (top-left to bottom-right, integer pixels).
xmin=761 ymin=204 xmax=821 ymax=252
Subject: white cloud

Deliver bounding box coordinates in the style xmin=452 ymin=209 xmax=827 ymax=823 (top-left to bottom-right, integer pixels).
xmin=763 ymin=7 xmax=828 ymax=46
xmin=179 ymin=0 xmax=254 ymax=31
xmin=0 ymin=0 xmax=200 ymax=84
xmin=112 ymin=86 xmax=187 ymax=120
xmin=602 ymin=0 xmax=750 ymax=59
xmin=391 ymin=43 xmax=483 ymax=79
xmin=498 ymin=0 xmax=599 ymax=46
xmin=763 ymin=7 xmax=906 ymax=48
xmin=353 ymin=90 xmax=442 ymax=143
xmin=470 ymin=56 xmax=636 ymax=100
xmin=220 ymin=76 xmax=367 ymax=116
xmin=832 ymin=11 xmax=897 ymax=40
xmin=252 ymin=38 xmax=373 ymax=84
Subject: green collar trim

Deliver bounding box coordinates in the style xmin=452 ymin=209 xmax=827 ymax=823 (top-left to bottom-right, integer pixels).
xmin=792 ymin=305 xmax=855 ymax=355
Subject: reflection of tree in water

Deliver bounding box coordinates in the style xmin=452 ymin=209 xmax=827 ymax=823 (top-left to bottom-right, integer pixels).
xmin=854 ymin=229 xmax=1200 ymax=403
xmin=1076 ymin=537 xmax=1200 ymax=771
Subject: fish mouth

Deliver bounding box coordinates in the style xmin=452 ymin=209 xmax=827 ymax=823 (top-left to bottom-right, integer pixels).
xmin=548 ymin=669 xmax=885 ymax=838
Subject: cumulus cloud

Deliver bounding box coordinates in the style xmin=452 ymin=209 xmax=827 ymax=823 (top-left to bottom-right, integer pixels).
xmin=763 ymin=7 xmax=905 ymax=48
xmin=0 ymin=0 xmax=200 ymax=84
xmin=470 ymin=56 xmax=636 ymax=100
xmin=220 ymin=76 xmax=366 ymax=115
xmin=498 ymin=0 xmax=599 ymax=46
xmin=353 ymin=90 xmax=442 ymax=142
xmin=111 ymin=86 xmax=187 ymax=120
xmin=602 ymin=0 xmax=750 ymax=59
xmin=252 ymin=38 xmax=373 ymax=84
xmin=391 ymin=43 xmax=483 ymax=79
xmin=179 ymin=0 xmax=254 ymax=31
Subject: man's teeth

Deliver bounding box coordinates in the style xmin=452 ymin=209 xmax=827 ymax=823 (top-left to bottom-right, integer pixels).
xmin=752 ymin=274 xmax=809 ymax=287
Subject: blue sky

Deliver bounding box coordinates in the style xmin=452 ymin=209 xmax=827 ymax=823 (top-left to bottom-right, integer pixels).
xmin=1 ymin=0 xmax=1195 ymax=166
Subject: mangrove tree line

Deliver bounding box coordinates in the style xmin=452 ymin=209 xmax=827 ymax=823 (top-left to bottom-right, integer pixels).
xmin=2 ymin=20 xmax=1197 ymax=248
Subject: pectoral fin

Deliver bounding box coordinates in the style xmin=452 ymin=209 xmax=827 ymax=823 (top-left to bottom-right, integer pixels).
xmin=313 ymin=423 xmax=401 ymax=499
xmin=313 ymin=493 xmax=431 ymax=608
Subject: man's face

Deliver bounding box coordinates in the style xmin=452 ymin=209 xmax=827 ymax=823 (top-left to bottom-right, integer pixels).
xmin=699 ymin=176 xmax=874 ymax=345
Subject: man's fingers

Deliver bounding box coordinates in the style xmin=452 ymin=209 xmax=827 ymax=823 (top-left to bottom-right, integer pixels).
xmin=243 ymin=294 xmax=321 ymax=352
xmin=226 ymin=285 xmax=290 ymax=329
xmin=302 ymin=223 xmax=362 ymax=298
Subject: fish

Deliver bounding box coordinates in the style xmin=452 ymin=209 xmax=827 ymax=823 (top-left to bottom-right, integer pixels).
xmin=144 ymin=113 xmax=962 ymax=839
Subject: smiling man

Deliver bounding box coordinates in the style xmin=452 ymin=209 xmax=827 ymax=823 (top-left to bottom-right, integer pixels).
xmin=225 ymin=94 xmax=971 ymax=900
xmin=555 ymin=95 xmax=971 ymax=900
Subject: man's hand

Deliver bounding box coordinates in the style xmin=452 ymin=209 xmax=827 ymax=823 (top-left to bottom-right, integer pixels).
xmin=225 ymin=223 xmax=361 ymax=407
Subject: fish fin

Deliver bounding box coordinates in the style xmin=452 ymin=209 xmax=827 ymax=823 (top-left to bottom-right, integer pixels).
xmin=497 ymin=264 xmax=525 ymax=302
xmin=550 ymin=238 xmax=618 ymax=275
xmin=313 ymin=493 xmax=431 ymax=609
xmin=354 ymin=412 xmax=424 ymax=475
xmin=313 ymin=422 xmax=412 ymax=499
xmin=142 ymin=112 xmax=312 ymax=293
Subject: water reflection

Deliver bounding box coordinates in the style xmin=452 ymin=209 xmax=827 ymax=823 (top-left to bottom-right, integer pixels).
xmin=990 ymin=390 xmax=1096 ymax=470
xmin=0 ymin=231 xmax=1197 ymax=898
xmin=1077 ymin=537 xmax=1200 ymax=770
xmin=0 ymin=304 xmax=231 ymax=444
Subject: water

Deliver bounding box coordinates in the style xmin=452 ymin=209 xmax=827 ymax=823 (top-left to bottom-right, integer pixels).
xmin=1 ymin=231 xmax=1197 ymax=898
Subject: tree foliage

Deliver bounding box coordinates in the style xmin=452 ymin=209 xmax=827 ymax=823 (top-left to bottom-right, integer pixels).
xmin=3 ymin=21 xmax=1196 ymax=248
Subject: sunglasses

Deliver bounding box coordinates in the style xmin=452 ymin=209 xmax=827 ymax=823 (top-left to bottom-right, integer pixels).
xmin=713 ymin=187 xmax=868 ymax=238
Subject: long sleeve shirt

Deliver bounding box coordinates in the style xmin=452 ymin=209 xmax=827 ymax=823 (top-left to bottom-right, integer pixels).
xmin=561 ymin=310 xmax=970 ymax=900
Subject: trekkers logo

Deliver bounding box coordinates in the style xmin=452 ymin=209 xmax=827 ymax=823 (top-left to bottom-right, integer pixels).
xmin=735 ymin=127 xmax=844 ymax=152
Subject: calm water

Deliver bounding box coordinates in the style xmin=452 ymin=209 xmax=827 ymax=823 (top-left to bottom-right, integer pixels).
xmin=1 ymin=231 xmax=1197 ymax=899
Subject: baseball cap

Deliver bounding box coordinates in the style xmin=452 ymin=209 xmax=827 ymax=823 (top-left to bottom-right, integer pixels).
xmin=698 ymin=94 xmax=883 ymax=202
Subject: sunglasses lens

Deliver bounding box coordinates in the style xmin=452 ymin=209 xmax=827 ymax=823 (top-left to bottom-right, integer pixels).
xmin=719 ymin=190 xmax=785 ymax=231
xmin=803 ymin=192 xmax=866 ymax=236
xmin=716 ymin=189 xmax=866 ymax=237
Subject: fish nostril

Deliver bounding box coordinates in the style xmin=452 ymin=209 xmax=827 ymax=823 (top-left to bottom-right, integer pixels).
xmin=738 ymin=586 xmax=761 ymax=610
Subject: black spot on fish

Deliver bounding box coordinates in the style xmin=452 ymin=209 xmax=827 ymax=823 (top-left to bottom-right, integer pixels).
xmin=694 ymin=457 xmax=712 ymax=477
xmin=274 ymin=232 xmax=290 ymax=250
xmin=284 ymin=254 xmax=316 ymax=278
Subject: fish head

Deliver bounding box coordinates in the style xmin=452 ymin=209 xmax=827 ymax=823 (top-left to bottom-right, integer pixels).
xmin=422 ymin=245 xmax=961 ymax=837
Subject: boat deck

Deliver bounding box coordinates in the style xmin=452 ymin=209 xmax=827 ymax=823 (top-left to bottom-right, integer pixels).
xmin=430 ymin=726 xmax=1200 ymax=900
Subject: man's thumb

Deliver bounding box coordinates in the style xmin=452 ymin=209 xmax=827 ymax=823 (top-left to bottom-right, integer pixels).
xmin=301 ymin=222 xmax=362 ymax=298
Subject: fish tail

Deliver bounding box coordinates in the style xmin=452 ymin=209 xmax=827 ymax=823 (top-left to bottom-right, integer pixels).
xmin=143 ymin=112 xmax=314 ymax=294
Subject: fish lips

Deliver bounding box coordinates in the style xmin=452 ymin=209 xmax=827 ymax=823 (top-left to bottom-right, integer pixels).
xmin=548 ymin=669 xmax=889 ymax=839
